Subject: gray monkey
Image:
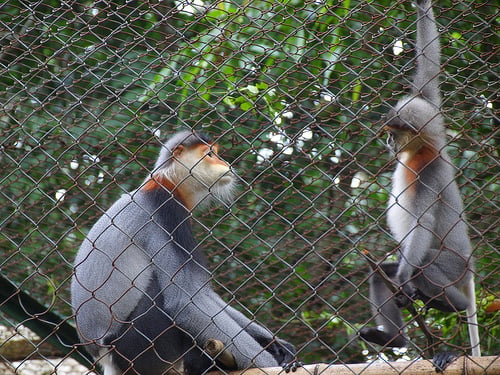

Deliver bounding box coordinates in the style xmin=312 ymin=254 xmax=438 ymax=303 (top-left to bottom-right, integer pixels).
xmin=359 ymin=0 xmax=480 ymax=367
xmin=71 ymin=131 xmax=299 ymax=375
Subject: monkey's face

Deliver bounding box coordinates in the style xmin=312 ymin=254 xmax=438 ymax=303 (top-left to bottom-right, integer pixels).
xmin=383 ymin=110 xmax=419 ymax=153
xmin=153 ymin=141 xmax=235 ymax=209
xmin=384 ymin=96 xmax=443 ymax=154
xmin=187 ymin=144 xmax=234 ymax=187
xmin=171 ymin=143 xmax=235 ymax=193
xmin=384 ymin=126 xmax=419 ymax=154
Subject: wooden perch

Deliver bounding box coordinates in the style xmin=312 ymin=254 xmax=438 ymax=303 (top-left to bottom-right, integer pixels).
xmin=204 ymin=339 xmax=237 ymax=369
xmin=208 ymin=356 xmax=499 ymax=375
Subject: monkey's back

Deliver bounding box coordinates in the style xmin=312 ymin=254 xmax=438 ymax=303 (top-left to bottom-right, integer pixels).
xmin=71 ymin=192 xmax=156 ymax=350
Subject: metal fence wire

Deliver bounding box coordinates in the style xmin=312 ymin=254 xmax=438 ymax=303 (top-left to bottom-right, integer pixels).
xmin=0 ymin=0 xmax=498 ymax=374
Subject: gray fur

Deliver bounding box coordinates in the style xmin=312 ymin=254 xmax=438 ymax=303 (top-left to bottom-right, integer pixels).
xmin=72 ymin=131 xmax=297 ymax=375
xmin=361 ymin=0 xmax=480 ymax=357
xmin=152 ymin=130 xmax=210 ymax=172
xmin=412 ymin=0 xmax=441 ymax=107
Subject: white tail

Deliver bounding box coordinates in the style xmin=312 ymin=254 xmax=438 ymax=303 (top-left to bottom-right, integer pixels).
xmin=466 ymin=277 xmax=481 ymax=357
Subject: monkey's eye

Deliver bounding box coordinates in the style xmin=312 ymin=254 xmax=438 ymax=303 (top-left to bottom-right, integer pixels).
xmin=206 ymin=145 xmax=221 ymax=158
xmin=206 ymin=149 xmax=219 ymax=159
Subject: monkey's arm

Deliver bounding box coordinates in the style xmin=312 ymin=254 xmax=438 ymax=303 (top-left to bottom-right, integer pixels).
xmin=212 ymin=297 xmax=299 ymax=370
xmin=159 ymin=282 xmax=280 ymax=369
xmin=414 ymin=0 xmax=441 ymax=107
xmin=396 ymin=226 xmax=436 ymax=306
xmin=72 ymin=197 xmax=154 ymax=343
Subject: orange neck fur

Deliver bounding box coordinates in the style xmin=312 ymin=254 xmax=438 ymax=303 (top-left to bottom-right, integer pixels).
xmin=142 ymin=174 xmax=190 ymax=209
xmin=402 ymin=145 xmax=438 ymax=188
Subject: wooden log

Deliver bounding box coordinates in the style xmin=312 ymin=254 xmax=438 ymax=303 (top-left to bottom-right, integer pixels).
xmin=0 ymin=337 xmax=64 ymax=361
xmin=208 ymin=356 xmax=499 ymax=375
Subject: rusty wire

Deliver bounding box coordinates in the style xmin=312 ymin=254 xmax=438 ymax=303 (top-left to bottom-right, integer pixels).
xmin=0 ymin=0 xmax=498 ymax=373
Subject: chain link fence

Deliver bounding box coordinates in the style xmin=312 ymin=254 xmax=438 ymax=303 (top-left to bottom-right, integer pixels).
xmin=0 ymin=0 xmax=498 ymax=374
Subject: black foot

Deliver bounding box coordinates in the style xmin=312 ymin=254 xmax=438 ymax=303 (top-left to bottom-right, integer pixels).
xmin=282 ymin=360 xmax=302 ymax=373
xmin=359 ymin=327 xmax=407 ymax=347
xmin=267 ymin=339 xmax=301 ymax=372
xmin=433 ymin=352 xmax=457 ymax=372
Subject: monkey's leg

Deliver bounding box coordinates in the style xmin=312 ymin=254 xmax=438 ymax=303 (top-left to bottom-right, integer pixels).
xmin=359 ymin=262 xmax=407 ymax=347
xmin=432 ymin=352 xmax=458 ymax=373
xmin=413 ymin=250 xmax=470 ymax=312
xmin=107 ymin=320 xmax=185 ymax=375
xmin=413 ymin=251 xmax=475 ymax=372
xmin=108 ymin=279 xmax=192 ymax=375
xmin=183 ymin=348 xmax=218 ymax=375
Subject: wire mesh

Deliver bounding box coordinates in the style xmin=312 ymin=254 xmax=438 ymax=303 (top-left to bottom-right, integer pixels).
xmin=0 ymin=0 xmax=498 ymax=374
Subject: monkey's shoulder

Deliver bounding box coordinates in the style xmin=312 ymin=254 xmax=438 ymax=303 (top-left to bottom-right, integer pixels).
xmin=86 ymin=192 xmax=148 ymax=231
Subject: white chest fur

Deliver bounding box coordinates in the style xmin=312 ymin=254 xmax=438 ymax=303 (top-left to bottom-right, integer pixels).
xmin=387 ymin=156 xmax=415 ymax=243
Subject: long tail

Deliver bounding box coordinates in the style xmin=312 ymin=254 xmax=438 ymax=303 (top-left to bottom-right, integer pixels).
xmin=466 ymin=276 xmax=481 ymax=357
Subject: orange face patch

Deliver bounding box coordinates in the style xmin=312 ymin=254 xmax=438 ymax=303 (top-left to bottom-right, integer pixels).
xmin=194 ymin=143 xmax=229 ymax=168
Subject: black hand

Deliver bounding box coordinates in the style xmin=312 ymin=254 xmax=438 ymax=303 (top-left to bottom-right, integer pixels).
xmin=433 ymin=352 xmax=457 ymax=372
